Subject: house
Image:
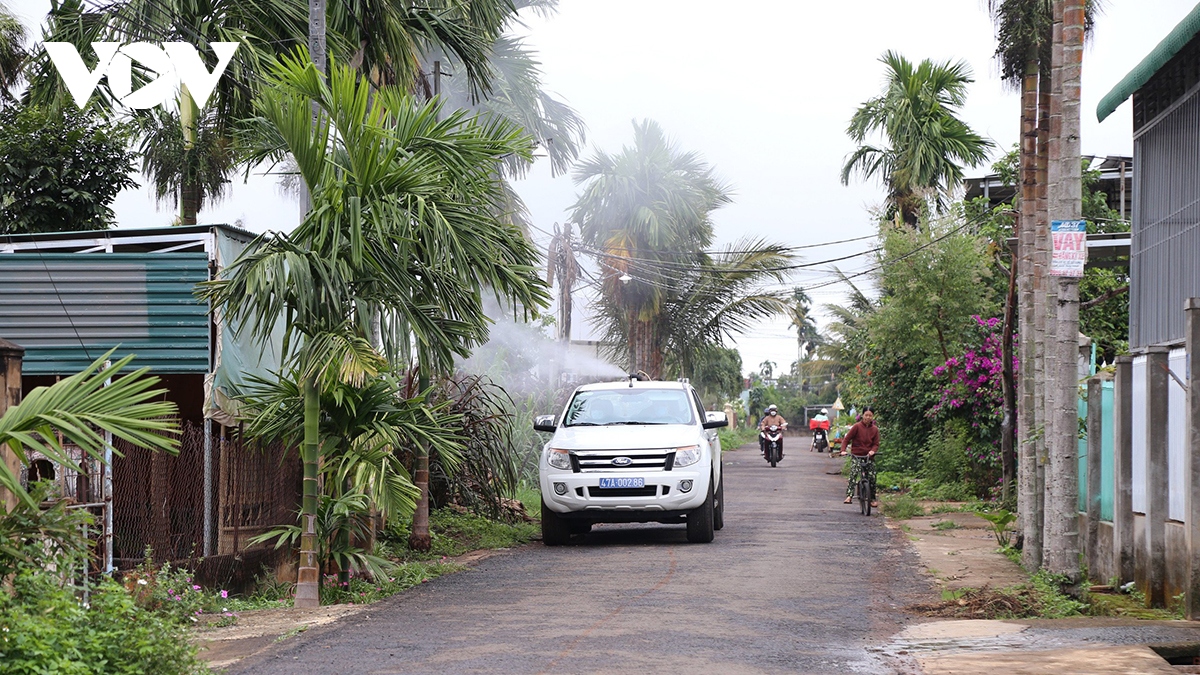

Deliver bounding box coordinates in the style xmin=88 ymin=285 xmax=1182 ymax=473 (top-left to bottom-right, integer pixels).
xmin=965 ymin=154 xmax=1134 ymax=220
xmin=1086 ymin=2 xmax=1200 ymax=614
xmin=0 ymin=224 xmax=299 ymax=582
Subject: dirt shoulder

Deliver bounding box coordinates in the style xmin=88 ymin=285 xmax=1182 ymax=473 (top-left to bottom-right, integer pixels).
xmin=889 ymin=509 xmax=1025 ymax=591
xmin=193 ymin=547 xmax=512 ymax=671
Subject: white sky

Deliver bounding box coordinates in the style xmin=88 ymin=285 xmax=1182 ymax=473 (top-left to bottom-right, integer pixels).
xmin=8 ymin=0 xmax=1198 ymax=376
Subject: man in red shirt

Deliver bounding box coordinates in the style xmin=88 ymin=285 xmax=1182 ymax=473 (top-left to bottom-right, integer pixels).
xmin=841 ymin=408 xmax=880 ymax=507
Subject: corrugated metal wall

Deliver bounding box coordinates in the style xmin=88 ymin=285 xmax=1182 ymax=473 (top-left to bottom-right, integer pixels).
xmin=0 ymin=253 xmax=210 ymax=374
xmin=1131 ymin=88 xmax=1200 ymax=348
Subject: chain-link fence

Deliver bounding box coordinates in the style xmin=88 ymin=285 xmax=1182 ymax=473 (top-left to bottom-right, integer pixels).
xmin=20 ymin=421 xmax=303 ymax=584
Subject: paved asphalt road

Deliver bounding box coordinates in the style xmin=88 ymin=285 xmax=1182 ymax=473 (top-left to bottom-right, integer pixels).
xmin=228 ymin=442 xmax=932 ymax=674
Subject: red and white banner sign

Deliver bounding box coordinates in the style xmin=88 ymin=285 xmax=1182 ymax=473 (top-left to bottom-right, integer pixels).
xmin=1051 ymin=220 xmax=1087 ymax=277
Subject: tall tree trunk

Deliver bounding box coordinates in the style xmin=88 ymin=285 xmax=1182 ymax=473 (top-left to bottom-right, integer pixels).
xmin=295 ymin=376 xmax=321 ymax=608
xmin=179 ymin=86 xmax=200 ymax=226
xmin=409 ymin=371 xmax=432 ymax=551
xmin=1045 ymin=0 xmax=1085 ymax=586
xmin=1018 ymin=58 xmax=1041 ymax=563
xmin=1002 ymin=255 xmax=1018 ymax=509
xmin=1030 ymin=63 xmax=1054 ymax=570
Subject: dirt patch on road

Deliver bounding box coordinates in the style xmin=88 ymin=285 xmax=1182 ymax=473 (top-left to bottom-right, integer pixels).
xmin=890 ymin=510 xmax=1025 ymax=591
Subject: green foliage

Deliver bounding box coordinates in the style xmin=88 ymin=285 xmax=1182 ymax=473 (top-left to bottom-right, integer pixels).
xmin=881 ymin=494 xmax=926 ymax=520
xmin=0 ymin=105 xmax=137 ymax=234
xmin=690 ymin=346 xmax=744 ymax=403
xmin=841 ymin=51 xmax=993 ymax=224
xmin=251 ymin=491 xmax=397 ymax=584
xmin=0 ymin=482 xmax=92 ymax=578
xmin=978 ymin=509 xmax=1017 ymax=547
xmin=1079 ymin=160 xmax=1130 ymax=363
xmin=380 ymin=507 xmax=538 ymax=562
xmin=1028 ymin=570 xmax=1087 ymax=618
xmin=922 ymin=419 xmax=970 ymax=487
xmin=0 ymin=570 xmax=206 ymax=675
xmin=717 ymin=427 xmax=758 ymax=451
xmin=318 ymin=562 xmax=454 ymax=605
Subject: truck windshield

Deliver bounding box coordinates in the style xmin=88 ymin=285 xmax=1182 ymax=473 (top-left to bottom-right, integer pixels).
xmin=562 ymin=389 xmax=695 ymax=427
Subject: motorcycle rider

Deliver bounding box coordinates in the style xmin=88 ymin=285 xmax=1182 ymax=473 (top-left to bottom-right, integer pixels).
xmin=810 ymin=408 xmax=830 ymax=451
xmin=759 ymin=404 xmax=788 ymax=457
xmin=841 ymin=407 xmax=880 ymax=507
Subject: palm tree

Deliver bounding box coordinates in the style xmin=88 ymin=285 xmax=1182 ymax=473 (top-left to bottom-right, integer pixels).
xmin=201 ymin=51 xmax=547 ymax=604
xmin=841 ymin=51 xmax=994 ymax=226
xmin=0 ymin=1 xmax=25 ymax=103
xmin=571 ymin=119 xmax=732 ymax=378
xmin=988 ymin=0 xmax=1100 ymax=574
xmin=0 ymin=352 xmax=179 ymax=509
xmin=545 ymin=222 xmax=580 ymax=343
xmin=789 ymin=287 xmax=822 ymax=360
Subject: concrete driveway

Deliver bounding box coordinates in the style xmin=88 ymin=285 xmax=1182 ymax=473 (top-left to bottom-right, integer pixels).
xmin=225 ymin=443 xmax=930 ymax=674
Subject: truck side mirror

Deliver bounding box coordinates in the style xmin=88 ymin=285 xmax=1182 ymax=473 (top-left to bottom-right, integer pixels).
xmin=534 ymin=414 xmax=557 ymax=433
xmin=702 ymin=411 xmax=728 ymax=429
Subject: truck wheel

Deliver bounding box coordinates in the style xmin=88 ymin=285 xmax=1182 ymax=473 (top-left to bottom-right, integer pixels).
xmin=541 ymin=499 xmax=570 ymax=546
xmin=568 ymin=521 xmax=592 ymax=535
xmin=713 ymin=477 xmax=725 ymax=531
xmin=686 ymin=481 xmax=715 ymax=543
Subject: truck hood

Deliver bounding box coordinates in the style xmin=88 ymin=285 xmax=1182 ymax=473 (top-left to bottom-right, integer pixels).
xmin=551 ymin=424 xmax=701 ymax=451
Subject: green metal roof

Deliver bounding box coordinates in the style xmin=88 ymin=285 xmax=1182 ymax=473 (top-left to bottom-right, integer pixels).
xmin=0 ymin=253 xmax=211 ymax=374
xmin=1098 ymin=2 xmax=1200 ymax=122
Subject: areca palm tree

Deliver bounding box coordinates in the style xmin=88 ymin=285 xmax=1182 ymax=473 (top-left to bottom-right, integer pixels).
xmin=841 ymin=51 xmax=994 ymax=226
xmin=545 ymin=222 xmax=580 ymax=342
xmin=0 ymin=352 xmax=179 ymax=510
xmin=571 ymin=119 xmax=732 ymax=378
xmin=201 ymin=50 xmax=547 ymax=604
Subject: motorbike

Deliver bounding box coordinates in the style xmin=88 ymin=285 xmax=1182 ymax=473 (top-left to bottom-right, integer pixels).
xmin=811 ymin=427 xmax=829 ymax=453
xmin=761 ymin=424 xmax=785 ymax=467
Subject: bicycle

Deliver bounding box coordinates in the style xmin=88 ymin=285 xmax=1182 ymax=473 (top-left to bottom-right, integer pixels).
xmin=851 ymin=454 xmax=875 ymax=516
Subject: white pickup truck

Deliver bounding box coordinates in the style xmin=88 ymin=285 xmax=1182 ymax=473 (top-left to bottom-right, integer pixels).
xmin=534 ymin=378 xmax=728 ymax=544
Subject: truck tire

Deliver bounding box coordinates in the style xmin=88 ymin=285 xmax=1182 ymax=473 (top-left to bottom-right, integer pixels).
xmin=686 ymin=481 xmax=715 ymax=543
xmin=568 ymin=521 xmax=592 ymax=535
xmin=713 ymin=476 xmax=725 ymax=531
xmin=541 ymin=499 xmax=570 ymax=546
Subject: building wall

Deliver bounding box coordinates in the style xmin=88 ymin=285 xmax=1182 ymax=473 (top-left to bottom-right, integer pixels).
xmin=1131 ymin=88 xmax=1200 ymax=348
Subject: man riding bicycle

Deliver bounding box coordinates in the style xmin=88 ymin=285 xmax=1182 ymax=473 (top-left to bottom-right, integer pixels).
xmin=841 ymin=408 xmax=879 ymax=507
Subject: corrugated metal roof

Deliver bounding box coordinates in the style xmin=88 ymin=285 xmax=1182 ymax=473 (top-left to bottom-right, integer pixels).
xmin=0 ymin=253 xmax=211 ymax=374
xmin=1097 ymin=2 xmax=1200 ymax=122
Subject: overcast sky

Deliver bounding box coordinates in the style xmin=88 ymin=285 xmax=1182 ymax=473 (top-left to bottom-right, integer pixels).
xmin=9 ymin=0 xmax=1197 ymax=377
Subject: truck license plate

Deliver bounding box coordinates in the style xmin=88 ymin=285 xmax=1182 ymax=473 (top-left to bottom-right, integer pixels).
xmin=598 ymin=477 xmax=644 ymax=489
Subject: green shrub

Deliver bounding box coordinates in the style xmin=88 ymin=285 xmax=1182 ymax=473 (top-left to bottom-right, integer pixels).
xmin=380 ymin=507 xmax=538 ymax=562
xmin=0 ymin=570 xmax=206 ymax=674
xmin=923 ymin=420 xmax=970 ymax=487
xmin=717 ymin=427 xmax=757 ymax=451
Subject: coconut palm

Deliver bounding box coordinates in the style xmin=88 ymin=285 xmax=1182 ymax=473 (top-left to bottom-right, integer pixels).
xmin=545 ymin=222 xmax=580 ymax=342
xmin=201 ymin=51 xmax=547 ymax=603
xmin=841 ymin=51 xmax=994 ymax=226
xmin=570 ymin=119 xmax=732 ymax=378
xmin=0 ymin=1 xmax=25 ymax=103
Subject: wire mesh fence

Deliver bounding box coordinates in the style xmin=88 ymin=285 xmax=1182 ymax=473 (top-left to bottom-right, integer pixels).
xmin=19 ymin=421 xmax=302 ymax=578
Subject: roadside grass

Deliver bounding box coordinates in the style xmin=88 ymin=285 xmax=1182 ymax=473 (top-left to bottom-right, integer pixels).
xmin=382 ymin=507 xmax=540 ymax=562
xmin=931 ymin=520 xmax=959 ymax=531
xmin=910 ymin=570 xmax=1086 ymax=619
xmin=880 ymin=493 xmax=925 ymax=520
xmin=221 ymin=506 xmax=537 ymax=613
xmin=717 ymin=427 xmax=758 ymax=451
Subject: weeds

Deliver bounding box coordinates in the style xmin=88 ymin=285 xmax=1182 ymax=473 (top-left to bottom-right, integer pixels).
xmin=881 ymin=494 xmax=925 ymax=520
xmin=932 ymin=520 xmax=959 ymax=531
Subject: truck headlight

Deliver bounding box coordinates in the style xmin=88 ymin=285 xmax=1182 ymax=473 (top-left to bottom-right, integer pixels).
xmin=547 ymin=448 xmax=571 ymax=470
xmin=673 ymin=445 xmax=702 ymax=467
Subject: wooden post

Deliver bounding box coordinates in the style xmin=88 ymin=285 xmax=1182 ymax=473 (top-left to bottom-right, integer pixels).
xmin=0 ymin=338 xmax=24 ymax=512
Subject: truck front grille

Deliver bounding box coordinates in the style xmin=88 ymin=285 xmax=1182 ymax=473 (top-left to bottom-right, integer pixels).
xmin=573 ymin=449 xmax=675 ymax=473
